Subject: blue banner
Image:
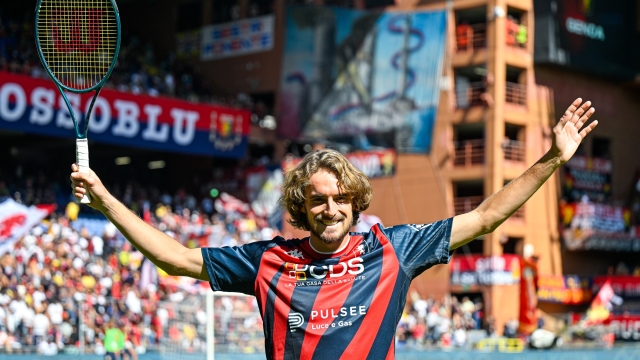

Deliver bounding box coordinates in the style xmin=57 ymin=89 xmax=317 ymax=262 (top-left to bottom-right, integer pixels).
xmin=279 ymin=7 xmax=446 ymax=153
xmin=0 ymin=73 xmax=250 ymax=158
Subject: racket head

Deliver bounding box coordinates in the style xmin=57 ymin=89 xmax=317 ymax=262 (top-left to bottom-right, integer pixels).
xmin=35 ymin=0 xmax=121 ymax=93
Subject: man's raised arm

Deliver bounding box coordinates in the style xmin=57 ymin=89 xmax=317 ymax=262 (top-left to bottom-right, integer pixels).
xmin=70 ymin=164 xmax=209 ymax=281
xmin=450 ymin=98 xmax=598 ymax=250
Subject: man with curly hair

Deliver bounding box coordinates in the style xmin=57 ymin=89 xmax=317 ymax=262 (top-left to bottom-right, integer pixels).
xmin=70 ymin=98 xmax=597 ymax=359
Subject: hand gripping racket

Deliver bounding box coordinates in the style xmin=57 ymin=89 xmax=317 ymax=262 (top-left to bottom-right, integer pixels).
xmin=35 ymin=0 xmax=121 ymax=203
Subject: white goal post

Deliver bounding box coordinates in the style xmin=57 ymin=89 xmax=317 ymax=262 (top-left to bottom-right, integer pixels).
xmin=157 ymin=291 xmax=264 ymax=359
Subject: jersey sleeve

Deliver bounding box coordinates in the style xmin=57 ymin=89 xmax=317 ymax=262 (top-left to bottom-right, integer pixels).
xmin=382 ymin=218 xmax=453 ymax=279
xmin=201 ymin=241 xmax=270 ymax=295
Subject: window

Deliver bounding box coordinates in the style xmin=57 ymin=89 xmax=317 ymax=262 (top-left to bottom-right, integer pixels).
xmin=213 ymin=0 xmax=238 ymax=24
xmin=592 ymin=137 xmax=611 ymax=158
xmin=502 ymin=237 xmax=523 ymax=255
xmin=177 ymin=1 xmax=203 ymax=32
xmin=248 ymin=0 xmax=274 ymax=17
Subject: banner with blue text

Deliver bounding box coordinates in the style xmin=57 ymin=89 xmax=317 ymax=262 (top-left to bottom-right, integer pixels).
xmin=0 ymin=73 xmax=250 ymax=158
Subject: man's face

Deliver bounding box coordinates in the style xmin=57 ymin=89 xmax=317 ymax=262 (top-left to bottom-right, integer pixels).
xmin=302 ymin=170 xmax=353 ymax=252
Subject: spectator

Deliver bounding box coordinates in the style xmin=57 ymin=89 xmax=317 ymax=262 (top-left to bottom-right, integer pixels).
xmin=104 ymin=320 xmax=124 ymax=360
xmin=516 ymin=23 xmax=527 ymax=47
xmin=456 ymin=22 xmax=472 ymax=51
xmin=46 ymin=300 xmax=63 ymax=326
xmin=504 ymin=318 xmax=519 ymax=338
xmin=32 ymin=308 xmax=49 ymax=346
xmin=452 ymin=321 xmax=467 ymax=347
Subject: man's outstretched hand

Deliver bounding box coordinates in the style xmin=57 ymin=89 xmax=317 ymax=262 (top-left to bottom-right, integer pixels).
xmin=551 ymin=98 xmax=598 ymax=163
xmin=70 ymin=164 xmax=111 ymax=211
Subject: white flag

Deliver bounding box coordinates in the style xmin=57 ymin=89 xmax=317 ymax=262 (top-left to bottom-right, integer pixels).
xmin=0 ymin=199 xmax=54 ymax=256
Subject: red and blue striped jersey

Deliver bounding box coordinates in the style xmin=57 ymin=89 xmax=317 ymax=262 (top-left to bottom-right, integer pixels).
xmin=201 ymin=218 xmax=452 ymax=359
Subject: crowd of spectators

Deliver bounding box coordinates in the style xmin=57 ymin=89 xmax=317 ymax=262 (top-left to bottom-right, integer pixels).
xmin=395 ymin=292 xmax=491 ymax=350
xmin=0 ymin=177 xmax=280 ymax=355
xmin=606 ymin=261 xmax=640 ymax=277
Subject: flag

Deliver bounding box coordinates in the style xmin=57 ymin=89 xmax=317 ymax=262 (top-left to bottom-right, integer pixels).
xmin=214 ymin=192 xmax=251 ymax=215
xmin=0 ymin=199 xmax=55 ymax=256
xmin=139 ymin=257 xmax=158 ymax=292
xmin=583 ymin=278 xmax=623 ymax=326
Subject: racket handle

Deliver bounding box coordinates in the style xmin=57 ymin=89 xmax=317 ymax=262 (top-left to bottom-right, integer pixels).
xmin=76 ymin=138 xmax=92 ymax=204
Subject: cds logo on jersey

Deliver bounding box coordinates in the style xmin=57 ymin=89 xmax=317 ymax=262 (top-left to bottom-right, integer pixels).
xmin=285 ymin=257 xmax=364 ymax=281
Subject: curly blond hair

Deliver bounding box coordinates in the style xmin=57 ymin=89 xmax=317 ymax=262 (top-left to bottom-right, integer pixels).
xmin=280 ymin=148 xmax=373 ymax=231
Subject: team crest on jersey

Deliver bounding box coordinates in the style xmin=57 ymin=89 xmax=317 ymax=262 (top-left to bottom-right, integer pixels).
xmin=407 ymin=224 xmax=429 ymax=231
xmin=286 ymin=249 xmax=305 ymax=259
xmin=356 ymin=244 xmax=366 ymax=255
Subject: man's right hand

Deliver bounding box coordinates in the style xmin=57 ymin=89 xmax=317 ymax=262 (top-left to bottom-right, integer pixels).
xmin=70 ymin=163 xmax=112 ymax=212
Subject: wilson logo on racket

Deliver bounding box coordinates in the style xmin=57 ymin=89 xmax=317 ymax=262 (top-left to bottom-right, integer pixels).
xmin=51 ymin=10 xmax=104 ymax=54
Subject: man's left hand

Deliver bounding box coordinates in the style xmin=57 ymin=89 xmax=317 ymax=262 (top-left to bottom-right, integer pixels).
xmin=551 ymin=98 xmax=598 ymax=163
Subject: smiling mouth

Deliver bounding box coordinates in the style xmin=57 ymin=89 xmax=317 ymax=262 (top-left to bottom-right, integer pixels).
xmin=318 ymin=219 xmax=341 ymax=226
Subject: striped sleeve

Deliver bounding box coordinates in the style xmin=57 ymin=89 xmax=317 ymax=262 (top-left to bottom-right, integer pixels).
xmin=201 ymin=241 xmax=274 ymax=295
xmin=382 ymin=218 xmax=453 ymax=279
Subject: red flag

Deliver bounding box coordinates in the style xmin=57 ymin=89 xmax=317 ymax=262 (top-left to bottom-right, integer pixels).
xmin=0 ymin=199 xmax=55 ymax=255
xmin=583 ymin=278 xmax=623 ymax=326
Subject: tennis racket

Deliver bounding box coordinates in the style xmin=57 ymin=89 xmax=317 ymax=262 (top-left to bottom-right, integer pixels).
xmin=35 ymin=0 xmax=121 ymax=203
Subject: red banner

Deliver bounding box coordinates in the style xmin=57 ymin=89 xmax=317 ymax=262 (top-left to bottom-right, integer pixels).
xmin=0 ymin=72 xmax=250 ymax=158
xmin=450 ymin=254 xmax=521 ymax=289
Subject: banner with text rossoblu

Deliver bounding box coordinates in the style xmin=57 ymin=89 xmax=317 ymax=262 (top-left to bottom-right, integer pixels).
xmin=0 ymin=72 xmax=250 ymax=158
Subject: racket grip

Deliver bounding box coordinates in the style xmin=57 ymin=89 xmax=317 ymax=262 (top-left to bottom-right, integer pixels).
xmin=76 ymin=138 xmax=92 ymax=204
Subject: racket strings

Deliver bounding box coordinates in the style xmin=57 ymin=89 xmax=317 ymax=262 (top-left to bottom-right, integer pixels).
xmin=37 ymin=0 xmax=118 ymax=90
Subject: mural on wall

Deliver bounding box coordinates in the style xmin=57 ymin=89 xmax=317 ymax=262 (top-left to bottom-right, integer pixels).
xmin=279 ymin=7 xmax=446 ymax=153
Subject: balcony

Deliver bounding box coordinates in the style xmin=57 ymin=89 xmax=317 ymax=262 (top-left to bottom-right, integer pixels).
xmin=455 ymin=23 xmax=486 ymax=53
xmin=506 ymin=82 xmax=526 ymax=106
xmin=455 ymin=22 xmax=528 ymax=53
xmin=455 ymin=81 xmax=486 ymax=108
xmin=455 ymin=81 xmax=526 ymax=109
xmin=454 ymin=195 xmax=483 ymax=215
xmin=453 ymin=139 xmax=525 ymax=167
xmin=454 ymin=195 xmax=524 ymax=219
xmin=502 ymin=139 xmax=525 ymax=162
xmin=453 ymin=139 xmax=484 ymax=167
xmin=506 ymin=18 xmax=528 ymax=50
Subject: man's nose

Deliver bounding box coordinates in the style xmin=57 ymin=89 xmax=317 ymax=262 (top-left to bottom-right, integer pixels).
xmin=323 ymin=199 xmax=337 ymax=216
